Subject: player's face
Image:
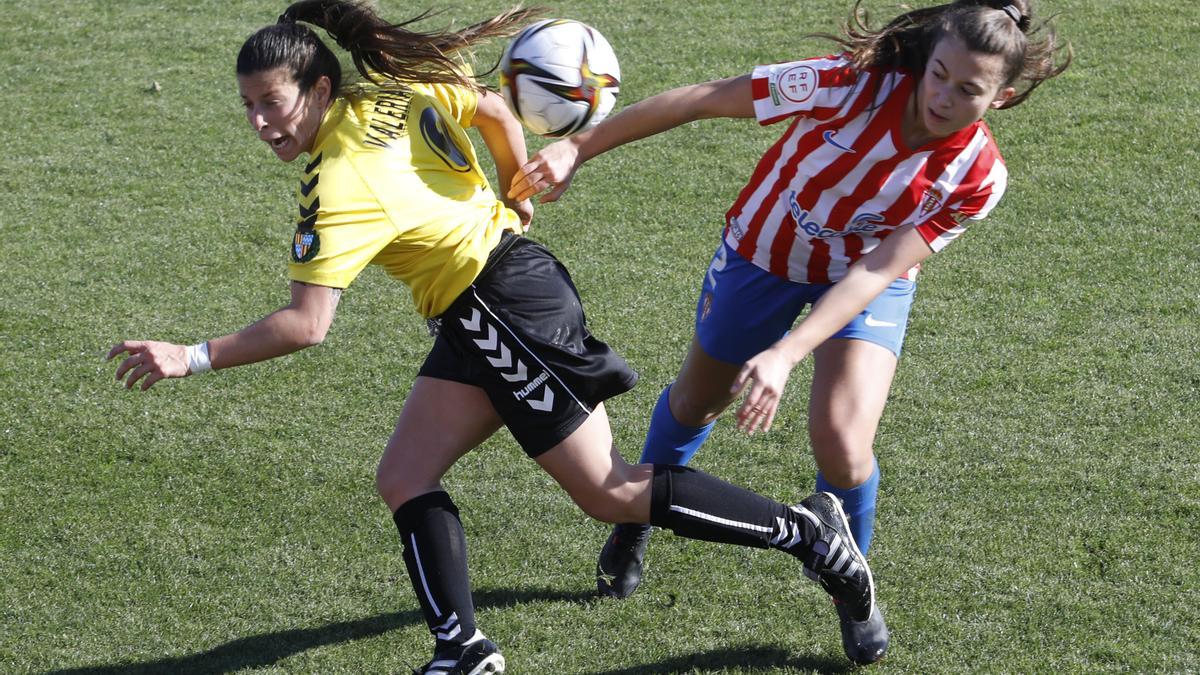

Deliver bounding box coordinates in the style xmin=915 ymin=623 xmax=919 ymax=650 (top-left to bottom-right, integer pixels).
xmin=238 ymin=68 xmax=331 ymax=162
xmin=915 ymin=35 xmax=1016 ymax=139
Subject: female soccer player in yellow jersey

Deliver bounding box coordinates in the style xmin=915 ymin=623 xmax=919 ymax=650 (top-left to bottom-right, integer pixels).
xmin=511 ymin=0 xmax=1068 ymax=664
xmin=107 ymin=2 xmax=880 ymax=672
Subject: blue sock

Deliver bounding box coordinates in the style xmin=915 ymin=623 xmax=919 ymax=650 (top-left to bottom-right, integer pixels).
xmin=816 ymin=460 xmax=880 ymax=555
xmin=639 ymin=385 xmax=715 ymax=465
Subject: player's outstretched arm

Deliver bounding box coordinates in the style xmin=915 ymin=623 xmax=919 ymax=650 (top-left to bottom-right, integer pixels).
xmin=732 ymin=226 xmax=935 ymax=434
xmin=473 ymin=89 xmax=533 ymax=228
xmin=107 ymin=281 xmax=341 ymax=391
xmin=508 ymin=75 xmax=754 ymax=203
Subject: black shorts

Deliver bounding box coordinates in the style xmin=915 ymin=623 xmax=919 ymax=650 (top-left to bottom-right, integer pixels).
xmin=418 ymin=234 xmax=639 ymax=457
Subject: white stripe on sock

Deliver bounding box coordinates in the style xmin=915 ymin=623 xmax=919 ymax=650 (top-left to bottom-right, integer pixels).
xmin=434 ymin=613 xmax=458 ymax=631
xmin=669 ymin=504 xmax=773 ymax=533
xmin=409 ymin=534 xmax=443 ymax=617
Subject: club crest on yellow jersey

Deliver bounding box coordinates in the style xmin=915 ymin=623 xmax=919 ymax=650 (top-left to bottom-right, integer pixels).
xmin=292 ymin=227 xmax=320 ymax=263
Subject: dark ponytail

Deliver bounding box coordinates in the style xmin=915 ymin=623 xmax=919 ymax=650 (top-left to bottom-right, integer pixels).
xmin=238 ymin=0 xmax=543 ymax=93
xmin=818 ymin=0 xmax=1071 ymax=109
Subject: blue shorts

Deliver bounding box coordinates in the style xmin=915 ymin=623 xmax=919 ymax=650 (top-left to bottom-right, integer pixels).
xmin=694 ymin=240 xmax=916 ymax=364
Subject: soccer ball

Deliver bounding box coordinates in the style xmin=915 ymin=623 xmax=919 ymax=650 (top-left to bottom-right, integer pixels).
xmin=499 ymin=19 xmax=621 ymax=137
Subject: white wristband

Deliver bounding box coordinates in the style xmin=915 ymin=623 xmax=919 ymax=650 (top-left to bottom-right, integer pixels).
xmin=186 ymin=342 xmax=213 ymax=374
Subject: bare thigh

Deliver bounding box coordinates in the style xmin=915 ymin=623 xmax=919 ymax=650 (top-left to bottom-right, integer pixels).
xmin=534 ymin=403 xmax=653 ymax=525
xmin=376 ymin=376 xmax=504 ymax=512
xmin=668 ymin=335 xmax=746 ymax=426
xmin=809 ymin=339 xmax=898 ymax=487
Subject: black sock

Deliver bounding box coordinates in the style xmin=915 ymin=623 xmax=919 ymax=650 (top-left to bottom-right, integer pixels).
xmin=393 ymin=491 xmax=477 ymax=651
xmin=648 ymin=464 xmax=818 ymax=555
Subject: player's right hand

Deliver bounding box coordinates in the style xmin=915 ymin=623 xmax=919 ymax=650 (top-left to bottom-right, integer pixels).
xmin=508 ymin=138 xmax=581 ymax=204
xmin=107 ymin=340 xmax=189 ymax=391
xmin=504 ymin=197 xmax=534 ymax=231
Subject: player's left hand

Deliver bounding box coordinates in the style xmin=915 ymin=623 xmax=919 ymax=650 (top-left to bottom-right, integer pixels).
xmin=731 ymin=347 xmax=796 ymax=434
xmin=107 ymin=340 xmax=189 ymax=391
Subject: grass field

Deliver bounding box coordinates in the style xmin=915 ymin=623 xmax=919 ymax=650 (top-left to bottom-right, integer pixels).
xmin=2 ymin=0 xmax=1198 ymax=673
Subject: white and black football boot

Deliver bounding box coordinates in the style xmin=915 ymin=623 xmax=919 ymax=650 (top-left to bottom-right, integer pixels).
xmin=415 ymin=635 xmax=505 ymax=675
xmin=796 ymin=492 xmax=875 ymax=624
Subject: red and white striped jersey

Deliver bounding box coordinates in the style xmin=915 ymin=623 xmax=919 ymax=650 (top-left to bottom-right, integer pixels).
xmin=725 ymin=55 xmax=1007 ymax=283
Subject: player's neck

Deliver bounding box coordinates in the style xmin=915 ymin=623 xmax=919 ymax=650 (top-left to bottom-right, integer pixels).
xmin=899 ymin=91 xmax=937 ymax=150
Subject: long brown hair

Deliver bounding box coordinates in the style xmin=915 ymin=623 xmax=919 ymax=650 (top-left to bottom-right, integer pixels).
xmin=237 ymin=1 xmax=543 ymax=93
xmin=821 ymin=0 xmax=1071 ymax=108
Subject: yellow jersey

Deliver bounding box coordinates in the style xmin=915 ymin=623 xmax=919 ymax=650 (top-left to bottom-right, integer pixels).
xmin=287 ymin=81 xmax=522 ymax=317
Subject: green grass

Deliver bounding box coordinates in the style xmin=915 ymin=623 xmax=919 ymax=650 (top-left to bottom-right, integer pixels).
xmin=2 ymin=0 xmax=1198 ymax=672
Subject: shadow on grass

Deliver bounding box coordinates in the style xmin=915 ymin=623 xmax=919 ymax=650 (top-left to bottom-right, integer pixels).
xmin=46 ymin=587 xmax=597 ymax=675
xmin=47 ymin=589 xmax=845 ymax=674
xmin=588 ymin=645 xmax=851 ymax=674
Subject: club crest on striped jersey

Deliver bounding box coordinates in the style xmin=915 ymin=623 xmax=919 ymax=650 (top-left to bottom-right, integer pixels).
xmin=920 ymin=186 xmax=946 ymax=218
xmin=775 ymin=65 xmax=818 ymax=104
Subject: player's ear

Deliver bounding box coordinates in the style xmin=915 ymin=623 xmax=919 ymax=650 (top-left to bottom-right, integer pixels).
xmin=313 ymin=75 xmax=333 ymax=107
xmin=990 ymin=85 xmax=1016 ymax=109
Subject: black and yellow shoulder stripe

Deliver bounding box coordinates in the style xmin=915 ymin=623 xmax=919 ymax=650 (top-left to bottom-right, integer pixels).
xmin=292 ymin=153 xmax=321 ymax=263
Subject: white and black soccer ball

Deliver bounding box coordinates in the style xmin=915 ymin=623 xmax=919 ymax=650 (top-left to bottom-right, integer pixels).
xmin=499 ymin=19 xmax=621 ymax=137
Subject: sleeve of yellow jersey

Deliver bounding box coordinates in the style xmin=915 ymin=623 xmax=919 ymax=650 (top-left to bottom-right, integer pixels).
xmin=286 ymin=158 xmax=395 ymax=291
xmin=411 ymin=80 xmax=479 ymax=128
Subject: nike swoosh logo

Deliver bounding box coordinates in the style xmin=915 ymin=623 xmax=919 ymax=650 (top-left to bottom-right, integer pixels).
xmin=864 ymin=315 xmax=897 ymax=328
xmin=823 ymin=130 xmax=855 ymax=153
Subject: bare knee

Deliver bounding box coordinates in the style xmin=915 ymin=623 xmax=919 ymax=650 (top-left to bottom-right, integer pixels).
xmin=575 ymin=495 xmax=626 ymax=523
xmin=564 ymin=483 xmax=638 ymax=523
xmin=811 ymin=425 xmax=877 ymax=488
xmin=375 ymin=456 xmax=440 ymax=512
xmin=375 ymin=465 xmax=412 ymax=512
xmin=563 ymin=465 xmax=648 ymax=524
xmin=669 ymin=384 xmax=733 ymax=427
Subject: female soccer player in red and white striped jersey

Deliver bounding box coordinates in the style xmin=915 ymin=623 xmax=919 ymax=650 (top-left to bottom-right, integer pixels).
xmin=511 ymin=0 xmax=1069 ymax=663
